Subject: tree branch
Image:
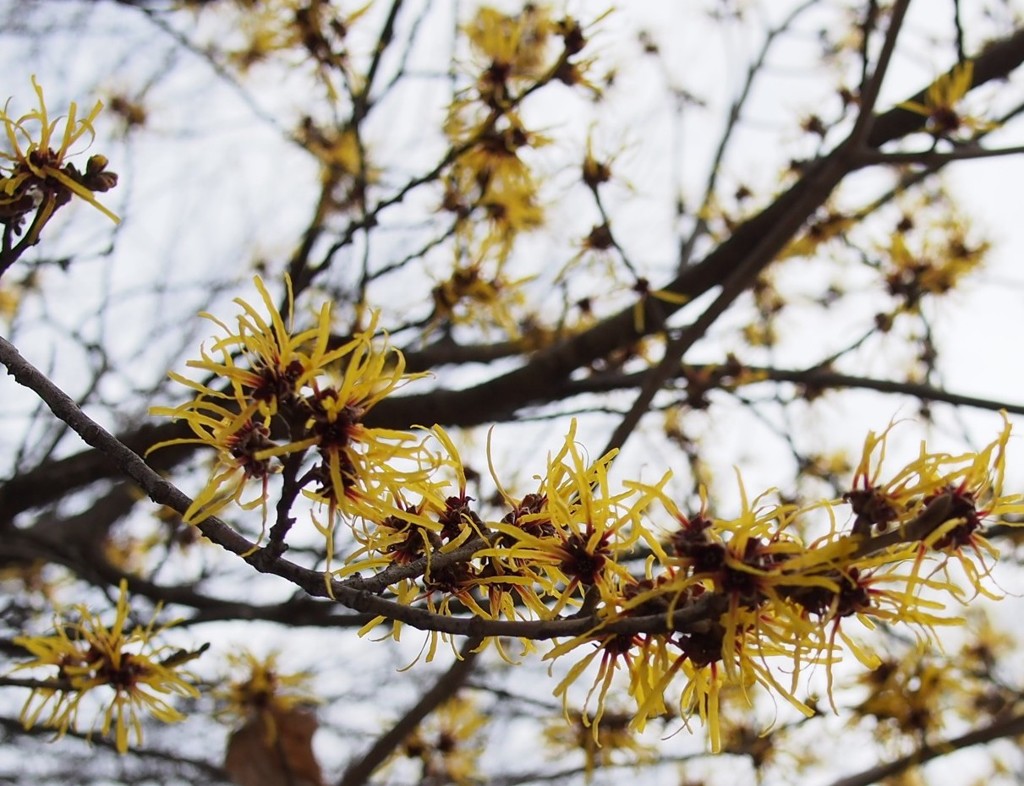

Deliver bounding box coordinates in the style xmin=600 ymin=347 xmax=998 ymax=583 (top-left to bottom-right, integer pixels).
xmin=555 ymin=364 xmax=1024 ymax=418
xmin=848 ymin=0 xmax=912 ymax=147
xmin=0 ymin=337 xmax=996 ymax=643
xmin=827 ymin=709 xmax=1024 ymax=786
xmin=336 ymin=636 xmax=483 ymax=786
xmin=857 ymin=143 xmax=1024 ymax=165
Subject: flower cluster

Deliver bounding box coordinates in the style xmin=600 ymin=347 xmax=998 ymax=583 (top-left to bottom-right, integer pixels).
xmin=0 ymin=77 xmax=118 ymax=247
xmin=434 ymin=4 xmax=601 ymax=337
xmin=879 ymin=196 xmax=990 ymax=314
xmin=215 ymin=650 xmax=319 ymax=736
xmin=296 ymin=116 xmax=374 ymax=210
xmin=850 ymin=609 xmax=1017 ymax=747
xmin=212 ymin=0 xmax=370 ymax=74
xmin=542 ymin=416 xmax=1021 ymax=751
xmin=900 ymin=60 xmax=995 ymax=139
xmin=399 ymin=695 xmax=486 ymax=786
xmin=12 ymin=581 xmax=200 ymax=753
xmin=544 ymin=709 xmax=659 ymax=781
xmin=151 ymin=276 xmax=431 ymax=541
xmin=153 ymin=276 xmax=1022 ymax=757
xmin=217 ymin=650 xmax=324 ymax=786
xmin=430 ymin=257 xmax=534 ymax=337
xmin=347 ymin=421 xmax=662 ymax=662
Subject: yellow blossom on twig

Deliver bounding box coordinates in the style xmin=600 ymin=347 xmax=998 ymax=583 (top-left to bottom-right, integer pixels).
xmin=12 ymin=580 xmax=201 ymax=754
xmin=0 ymin=78 xmax=119 ymax=247
xmin=899 ymin=60 xmax=995 ymax=138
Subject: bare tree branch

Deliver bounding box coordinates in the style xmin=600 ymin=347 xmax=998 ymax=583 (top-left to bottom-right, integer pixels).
xmin=336 ymin=636 xmax=484 ymax=786
xmin=827 ymin=709 xmax=1024 ymax=786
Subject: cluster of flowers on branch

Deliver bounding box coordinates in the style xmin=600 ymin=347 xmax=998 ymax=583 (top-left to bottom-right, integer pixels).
xmin=140 ymin=277 xmax=1024 ymax=754
xmin=432 ymin=5 xmax=600 ymax=338
xmin=0 ymin=77 xmax=118 ymax=257
xmin=12 ymin=581 xmax=200 ymax=753
xmin=149 ymin=276 xmax=430 ymax=549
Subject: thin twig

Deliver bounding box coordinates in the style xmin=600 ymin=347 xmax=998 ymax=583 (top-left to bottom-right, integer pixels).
xmin=558 ymin=364 xmax=1024 ymax=418
xmin=857 ymin=144 xmax=1024 ymax=165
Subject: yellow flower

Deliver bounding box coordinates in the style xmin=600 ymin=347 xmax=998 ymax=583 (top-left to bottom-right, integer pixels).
xmin=852 ymin=646 xmax=965 ymax=741
xmin=845 ymin=419 xmax=942 ymax=536
xmin=299 ymin=121 xmax=363 ymax=175
xmin=778 ymin=208 xmax=854 ymax=260
xmin=480 ymin=176 xmax=546 ymax=239
xmin=846 ymin=414 xmax=1023 ymax=552
xmin=1 ymin=77 xmax=119 ymax=243
xmin=347 ymin=497 xmax=443 ymax=569
xmin=297 ymin=118 xmax=377 ymax=209
xmin=286 ymin=317 xmax=434 ymax=530
xmin=883 ymin=226 xmax=989 ymax=312
xmin=0 ymin=291 xmax=18 ymax=323
xmin=170 ymin=275 xmax=346 ymax=420
xmin=431 ymin=257 xmax=534 ymax=337
xmin=221 ymin=0 xmax=371 ymax=72
xmin=13 ymin=580 xmax=200 ymax=754
xmin=464 ymin=5 xmax=557 ymax=93
xmin=547 ymin=629 xmax=656 ymax=744
xmin=215 ymin=650 xmax=319 ymax=745
xmin=152 ymin=276 xmax=433 ymax=533
xmin=544 ymin=709 xmax=658 ymax=781
xmin=443 ymin=114 xmax=549 ymax=256
xmin=446 ymin=115 xmax=548 ymax=186
xmin=401 ymin=695 xmax=486 ymax=786
xmin=484 ymin=421 xmax=658 ymax=615
xmin=296 ymin=380 xmax=435 ymax=529
xmin=900 ymin=60 xmax=995 ymax=138
xmin=151 ymin=397 xmax=279 ymax=525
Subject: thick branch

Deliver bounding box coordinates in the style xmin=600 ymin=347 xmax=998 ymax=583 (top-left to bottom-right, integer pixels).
xmin=866 ymin=26 xmax=1024 ymax=148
